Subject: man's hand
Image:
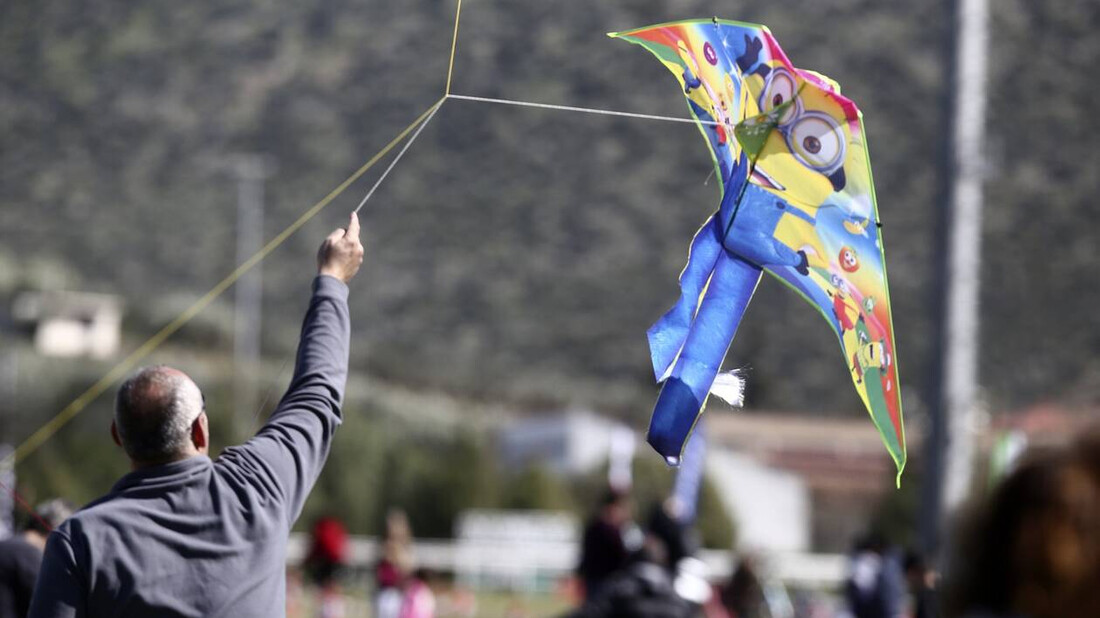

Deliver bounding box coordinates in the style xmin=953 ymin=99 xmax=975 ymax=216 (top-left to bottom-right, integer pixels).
xmin=317 ymin=212 xmax=364 ymax=283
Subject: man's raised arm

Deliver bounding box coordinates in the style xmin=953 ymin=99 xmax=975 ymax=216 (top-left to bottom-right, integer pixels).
xmin=221 ymin=212 xmax=364 ymax=522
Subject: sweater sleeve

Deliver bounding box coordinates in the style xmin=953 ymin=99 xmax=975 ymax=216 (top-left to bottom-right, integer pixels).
xmin=27 ymin=530 xmax=84 ymax=618
xmin=219 ymin=275 xmax=352 ymax=524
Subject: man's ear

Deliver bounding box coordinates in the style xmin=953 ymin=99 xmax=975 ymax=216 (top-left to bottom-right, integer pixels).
xmin=111 ymin=421 xmax=123 ymax=448
xmin=191 ymin=411 xmax=209 ymax=453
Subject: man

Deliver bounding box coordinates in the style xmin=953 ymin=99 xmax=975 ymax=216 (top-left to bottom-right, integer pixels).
xmin=845 ymin=533 xmax=905 ymax=618
xmin=29 ymin=213 xmax=364 ymax=617
xmin=577 ymin=488 xmax=635 ymax=600
xmin=0 ymin=500 xmax=73 ymax=618
xmin=903 ymin=550 xmax=938 ymax=618
xmin=567 ymin=534 xmax=694 ymax=618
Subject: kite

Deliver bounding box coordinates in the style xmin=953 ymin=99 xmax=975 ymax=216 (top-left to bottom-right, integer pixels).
xmin=611 ymin=19 xmax=906 ymax=480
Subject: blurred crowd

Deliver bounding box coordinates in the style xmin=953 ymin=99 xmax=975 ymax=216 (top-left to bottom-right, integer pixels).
xmin=288 ymin=509 xmax=439 ymax=618
xmin=3 ymin=424 xmax=1098 ymax=618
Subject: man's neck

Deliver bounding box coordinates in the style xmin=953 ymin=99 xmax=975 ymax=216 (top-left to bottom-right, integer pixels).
xmin=130 ymin=449 xmax=201 ymax=471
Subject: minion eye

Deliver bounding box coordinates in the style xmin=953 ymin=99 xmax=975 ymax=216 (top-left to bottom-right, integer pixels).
xmin=759 ymin=68 xmax=800 ymax=125
xmin=788 ymin=111 xmax=845 ymax=173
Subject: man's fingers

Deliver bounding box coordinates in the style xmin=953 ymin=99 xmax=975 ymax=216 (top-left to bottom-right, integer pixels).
xmin=346 ymin=212 xmax=360 ymax=240
xmin=327 ymin=227 xmax=345 ymax=242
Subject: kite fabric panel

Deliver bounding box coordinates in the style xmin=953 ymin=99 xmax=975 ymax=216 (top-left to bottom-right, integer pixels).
xmin=611 ymin=19 xmax=906 ymax=480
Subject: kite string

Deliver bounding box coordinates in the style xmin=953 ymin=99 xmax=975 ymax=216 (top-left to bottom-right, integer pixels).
xmin=446 ymin=93 xmax=720 ymax=127
xmin=6 ymin=89 xmax=701 ymax=469
xmin=248 ymin=354 xmax=294 ymax=432
xmin=2 ymin=96 xmax=445 ymax=470
xmin=445 ymin=0 xmax=463 ymax=95
xmin=250 ymin=100 xmax=444 ymax=427
xmin=7 ymin=93 xmax=704 ymax=471
xmin=355 ymin=101 xmax=443 ymax=213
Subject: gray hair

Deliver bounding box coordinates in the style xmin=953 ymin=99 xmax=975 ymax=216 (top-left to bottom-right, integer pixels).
xmin=114 ymin=366 xmax=204 ymax=464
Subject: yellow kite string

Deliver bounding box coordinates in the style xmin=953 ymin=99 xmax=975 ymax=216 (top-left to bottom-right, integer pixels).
xmin=445 ymin=0 xmax=463 ymax=95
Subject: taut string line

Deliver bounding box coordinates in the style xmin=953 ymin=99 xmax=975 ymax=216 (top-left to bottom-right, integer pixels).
xmin=447 ymin=93 xmax=719 ymax=127
xmin=355 ymin=102 xmax=444 ymax=213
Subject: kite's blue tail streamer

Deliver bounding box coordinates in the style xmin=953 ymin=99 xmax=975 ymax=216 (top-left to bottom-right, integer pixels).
xmin=647 ymin=215 xmax=725 ymax=380
xmin=647 ymin=252 xmax=761 ymax=462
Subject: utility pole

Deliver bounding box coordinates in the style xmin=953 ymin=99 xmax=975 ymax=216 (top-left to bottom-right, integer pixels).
xmin=922 ymin=0 xmax=989 ymax=559
xmin=0 ymin=349 xmax=16 ymax=539
xmin=0 ymin=444 xmax=13 ymax=540
xmin=230 ymin=155 xmax=273 ymax=435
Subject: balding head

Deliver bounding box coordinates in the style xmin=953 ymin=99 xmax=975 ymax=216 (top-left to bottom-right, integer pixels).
xmin=114 ymin=366 xmax=206 ymax=465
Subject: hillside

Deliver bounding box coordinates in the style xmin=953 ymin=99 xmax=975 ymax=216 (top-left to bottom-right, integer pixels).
xmin=1 ymin=0 xmax=1098 ymax=430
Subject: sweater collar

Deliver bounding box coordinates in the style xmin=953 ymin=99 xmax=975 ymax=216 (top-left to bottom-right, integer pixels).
xmin=111 ymin=455 xmax=212 ymax=493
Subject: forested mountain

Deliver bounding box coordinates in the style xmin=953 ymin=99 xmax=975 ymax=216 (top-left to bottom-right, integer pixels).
xmin=2 ymin=0 xmax=1098 ymax=430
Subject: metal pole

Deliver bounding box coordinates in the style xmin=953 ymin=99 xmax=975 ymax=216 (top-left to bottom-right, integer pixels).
xmin=231 ymin=155 xmax=272 ymax=434
xmin=0 ymin=348 xmax=16 ymax=539
xmin=922 ymin=0 xmax=988 ymax=559
xmin=0 ymin=445 xmax=13 ymax=540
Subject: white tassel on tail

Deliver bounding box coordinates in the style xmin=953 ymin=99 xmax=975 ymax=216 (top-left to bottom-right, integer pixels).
xmin=709 ymin=371 xmax=746 ymax=407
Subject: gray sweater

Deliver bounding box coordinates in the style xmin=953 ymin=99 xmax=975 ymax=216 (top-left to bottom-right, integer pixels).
xmin=29 ymin=275 xmax=351 ymax=618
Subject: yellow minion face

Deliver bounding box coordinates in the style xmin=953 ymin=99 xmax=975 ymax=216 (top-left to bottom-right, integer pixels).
xmin=857 ymin=340 xmax=888 ymax=371
xmin=744 ymin=64 xmax=854 ymax=209
xmin=758 ymin=67 xmax=801 ymax=126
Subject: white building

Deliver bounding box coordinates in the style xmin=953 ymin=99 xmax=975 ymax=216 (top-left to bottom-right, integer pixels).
xmin=12 ymin=290 xmax=122 ymax=359
xmin=498 ymin=409 xmax=631 ymax=476
xmin=706 ymin=447 xmax=810 ymax=552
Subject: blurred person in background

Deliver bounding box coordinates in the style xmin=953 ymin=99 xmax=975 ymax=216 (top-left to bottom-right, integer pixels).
xmin=943 ymin=426 xmax=1100 ymax=618
xmin=718 ymin=555 xmax=771 ymax=618
xmin=577 ymin=488 xmax=636 ymax=600
xmin=28 ymin=213 xmax=364 ymax=617
xmin=566 ymin=533 xmax=695 ymax=618
xmin=845 ymin=533 xmax=905 ymax=618
xmin=398 ymin=568 xmax=435 ymax=618
xmin=647 ymin=500 xmax=699 ymax=577
xmin=646 ymin=500 xmax=712 ymax=612
xmin=304 ymin=516 xmax=349 ymax=618
xmin=0 ymin=499 xmax=73 ymax=618
xmin=375 ymin=509 xmax=415 ymax=618
xmin=902 ymin=550 xmax=938 ymax=618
